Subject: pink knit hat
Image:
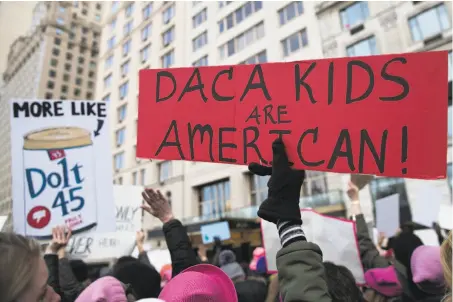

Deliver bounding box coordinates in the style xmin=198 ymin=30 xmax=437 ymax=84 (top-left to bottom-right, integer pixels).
xmin=411 ymin=245 xmax=444 ymax=285
xmin=364 ymin=266 xmax=403 ymax=297
xmin=159 ymin=264 xmax=237 ymax=302
xmin=75 ymin=276 xmax=127 ymax=302
xmin=249 ymin=247 xmax=265 ymax=271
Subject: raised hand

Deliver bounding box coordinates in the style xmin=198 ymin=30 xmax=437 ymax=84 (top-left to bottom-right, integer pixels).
xmin=48 ymin=225 xmax=71 ymax=253
xmin=141 ymin=188 xmax=174 ymax=223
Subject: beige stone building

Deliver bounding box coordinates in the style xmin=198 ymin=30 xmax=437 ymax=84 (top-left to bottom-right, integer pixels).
xmin=0 ymin=1 xmax=104 ymax=230
xmin=97 ymin=1 xmax=451 ymax=246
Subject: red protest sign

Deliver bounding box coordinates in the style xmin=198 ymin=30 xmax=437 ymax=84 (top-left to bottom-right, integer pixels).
xmin=137 ymin=52 xmax=448 ymax=179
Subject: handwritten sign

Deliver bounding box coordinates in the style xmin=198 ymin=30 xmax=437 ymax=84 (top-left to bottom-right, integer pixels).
xmin=10 ymin=99 xmax=115 ymax=239
xmin=114 ymin=186 xmax=143 ymax=232
xmin=138 ymin=52 xmax=447 ymax=179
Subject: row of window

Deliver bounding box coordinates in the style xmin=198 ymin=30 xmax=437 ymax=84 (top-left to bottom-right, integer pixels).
xmin=218 ymin=21 xmax=265 ymax=59
xmin=218 ymin=1 xmax=262 ymax=33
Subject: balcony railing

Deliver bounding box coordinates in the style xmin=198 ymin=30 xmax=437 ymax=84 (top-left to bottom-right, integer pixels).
xmin=180 ymin=189 xmax=345 ymax=225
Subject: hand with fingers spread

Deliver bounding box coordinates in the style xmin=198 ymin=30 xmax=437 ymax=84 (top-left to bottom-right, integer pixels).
xmin=248 ymin=138 xmax=305 ymax=224
xmin=47 ymin=225 xmax=72 ymax=254
xmin=141 ymin=188 xmax=174 ymax=223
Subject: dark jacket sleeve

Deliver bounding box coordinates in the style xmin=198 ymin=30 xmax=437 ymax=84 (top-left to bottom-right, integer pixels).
xmin=355 ymin=214 xmax=391 ymax=270
xmin=44 ymin=254 xmax=61 ymax=296
xmin=138 ymin=251 xmax=153 ymax=267
xmin=59 ymin=257 xmax=86 ymax=301
xmin=163 ymin=219 xmax=199 ymax=277
xmin=276 ymin=240 xmax=331 ymax=302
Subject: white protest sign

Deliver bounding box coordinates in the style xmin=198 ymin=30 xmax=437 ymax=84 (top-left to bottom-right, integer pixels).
xmin=414 ymin=229 xmax=439 ymax=246
xmin=262 ymin=210 xmax=365 ymax=284
xmin=146 ymin=249 xmax=172 ymax=272
xmin=411 ymin=182 xmax=442 ymax=227
xmin=0 ymin=216 xmax=8 ymax=231
xmin=67 ymin=232 xmax=136 ymax=263
xmin=375 ymin=194 xmax=400 ymax=238
xmin=114 ymin=185 xmax=143 ymax=232
xmin=438 ymin=203 xmax=452 ymax=230
xmin=10 ymin=99 xmax=115 ymax=239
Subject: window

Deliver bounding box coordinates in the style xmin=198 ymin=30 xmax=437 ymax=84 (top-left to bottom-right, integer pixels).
xmin=52 ymin=48 xmax=60 ymax=56
xmin=140 ymin=169 xmax=146 ymax=185
xmin=119 ymin=81 xmax=129 ymax=99
xmin=340 ymin=2 xmax=369 ymax=29
xmin=50 ymin=58 xmax=58 ymax=67
xmin=122 ymin=39 xmax=131 ymax=56
xmin=78 ymin=57 xmax=84 ymax=65
xmin=193 ymin=55 xmax=208 ymax=66
xmin=47 ymin=81 xmax=55 ymax=89
xmin=125 ymin=2 xmax=134 ymax=17
xmin=143 ymin=3 xmax=152 ymax=20
xmin=142 ymin=23 xmax=152 ymax=41
xmin=103 ymin=94 xmax=111 ymax=102
xmin=199 ymin=180 xmax=230 ymax=219
xmin=278 ymin=2 xmax=303 ymax=25
xmin=369 ymin=177 xmax=412 ymax=225
xmin=107 ymin=36 xmax=116 ymax=50
xmin=140 ymin=44 xmax=150 ymax=62
xmin=112 ymin=1 xmax=119 ymax=12
xmin=56 ymin=29 xmax=63 ymax=35
xmin=57 ymin=17 xmax=64 ymax=25
xmin=409 ymin=4 xmax=450 ymax=42
xmin=49 ymin=70 xmax=56 ymax=78
xmin=59 ymin=6 xmax=65 ymax=13
xmin=88 ymin=81 xmax=94 ymax=89
xmin=347 ymin=36 xmax=377 ymax=57
xmin=218 ymin=1 xmax=232 ymax=8
xmin=193 ymin=8 xmax=207 ymax=28
xmin=74 ymin=88 xmax=81 ymax=97
xmin=158 ymin=161 xmax=172 ymax=182
xmin=75 ymin=77 xmax=82 ymax=85
xmin=95 ymin=14 xmax=101 ymax=22
xmin=192 ymin=31 xmax=208 ymax=51
xmin=161 ymin=49 xmax=174 ymax=68
xmin=281 ymin=28 xmax=308 ymax=57
xmin=218 ymin=2 xmax=262 ymax=33
xmin=118 ymin=104 xmax=127 ymax=123
xmin=124 ymin=20 xmax=133 ymax=36
xmin=163 ymin=4 xmax=175 ymax=24
xmin=116 ymin=128 xmax=126 ymax=146
xmin=65 ymin=63 xmax=71 ymax=71
xmin=54 ymin=38 xmax=61 ymax=45
xmin=45 ymin=93 xmax=53 ymax=99
xmin=77 ymin=67 xmax=83 ymax=75
xmin=250 ymin=174 xmax=270 ymax=205
xmin=114 ymin=152 xmax=124 ymax=170
xmin=110 ymin=18 xmax=116 ymax=32
xmin=162 ymin=26 xmax=175 ymax=46
xmin=63 ymin=74 xmax=70 ymax=81
xmin=121 ymin=60 xmax=130 ymax=77
xmin=105 ymin=55 xmax=113 ymax=69
xmin=132 ymin=172 xmax=138 ymax=185
xmin=66 ymin=53 xmax=73 ymax=60
xmin=218 ymin=22 xmax=265 ymax=59
xmin=241 ymin=50 xmax=267 ymax=64
xmin=104 ymin=74 xmax=112 ymax=88
xmin=61 ymin=85 xmax=68 ymax=94
xmin=96 ymin=3 xmax=101 ymax=10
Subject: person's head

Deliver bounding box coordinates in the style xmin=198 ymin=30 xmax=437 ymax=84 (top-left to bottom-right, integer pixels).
xmin=159 ymin=264 xmax=237 ymax=302
xmin=115 ymin=256 xmax=139 ymax=267
xmin=323 ymin=262 xmax=361 ymax=302
xmin=70 ymin=259 xmax=89 ymax=282
xmin=364 ymin=266 xmax=402 ymax=300
xmin=75 ymin=276 xmax=142 ymax=302
xmin=0 ymin=232 xmax=58 ymax=302
xmin=400 ymin=221 xmax=416 ymax=234
xmin=113 ymin=261 xmax=161 ymax=299
xmin=219 ymin=250 xmax=246 ymax=282
xmin=441 ymin=231 xmax=452 ymax=302
xmin=390 ymin=231 xmax=423 ymax=269
xmin=410 ymin=245 xmax=445 ymax=294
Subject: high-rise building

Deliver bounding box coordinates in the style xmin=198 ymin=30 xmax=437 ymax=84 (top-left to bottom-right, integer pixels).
xmin=0 ymin=2 xmax=37 ymax=84
xmin=0 ymin=1 xmax=104 ymax=230
xmin=98 ymin=1 xmax=452 ymax=243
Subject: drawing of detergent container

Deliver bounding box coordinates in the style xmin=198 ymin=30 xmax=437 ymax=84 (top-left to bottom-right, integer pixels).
xmin=23 ymin=127 xmax=97 ymax=240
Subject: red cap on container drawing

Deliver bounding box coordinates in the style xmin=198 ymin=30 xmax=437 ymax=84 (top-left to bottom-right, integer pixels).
xmin=27 ymin=206 xmax=51 ymax=229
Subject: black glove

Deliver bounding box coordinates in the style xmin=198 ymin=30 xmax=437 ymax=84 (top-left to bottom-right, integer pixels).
xmin=248 ymin=138 xmax=305 ymax=224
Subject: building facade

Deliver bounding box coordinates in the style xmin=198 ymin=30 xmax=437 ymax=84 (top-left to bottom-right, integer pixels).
xmin=0 ymin=1 xmax=104 ymax=230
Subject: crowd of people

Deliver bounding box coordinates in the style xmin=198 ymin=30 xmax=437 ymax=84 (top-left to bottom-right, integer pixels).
xmin=0 ymin=139 xmax=452 ymax=302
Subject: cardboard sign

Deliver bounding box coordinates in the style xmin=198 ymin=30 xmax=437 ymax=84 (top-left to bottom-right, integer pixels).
xmin=262 ymin=210 xmax=365 ymax=284
xmin=138 ymin=52 xmax=448 ymax=179
xmin=351 ymin=174 xmax=374 ymax=190
xmin=414 ymin=229 xmax=440 ymax=246
xmin=411 ymin=181 xmax=442 ymax=227
xmin=10 ymin=99 xmax=115 ymax=239
xmin=67 ymin=232 xmax=136 ymax=263
xmin=114 ymin=185 xmax=143 ymax=232
xmin=200 ymin=221 xmax=231 ymax=244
